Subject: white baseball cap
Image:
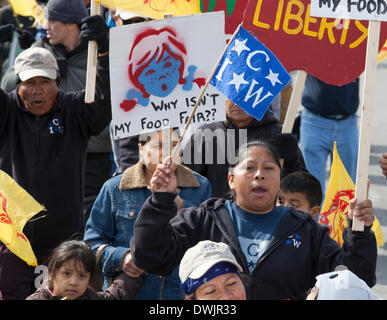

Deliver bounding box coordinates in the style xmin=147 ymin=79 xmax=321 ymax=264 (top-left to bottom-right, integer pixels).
xmin=115 ymin=9 xmax=148 ymax=21
xmin=15 ymin=47 xmax=58 ymax=82
xmin=179 ymin=240 xmax=243 ymax=283
xmin=315 ymin=269 xmax=383 ymax=300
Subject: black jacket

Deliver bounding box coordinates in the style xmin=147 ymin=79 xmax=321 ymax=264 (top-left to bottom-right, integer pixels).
xmin=183 ymin=111 xmax=306 ymax=198
xmin=0 ymin=55 xmax=111 ymax=254
xmin=131 ymin=193 xmax=377 ymax=300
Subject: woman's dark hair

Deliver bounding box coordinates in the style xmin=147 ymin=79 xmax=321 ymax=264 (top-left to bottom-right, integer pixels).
xmin=229 ymin=140 xmax=281 ymax=174
xmin=47 ymin=240 xmax=96 ymax=287
xmin=227 ymin=140 xmax=281 ymax=200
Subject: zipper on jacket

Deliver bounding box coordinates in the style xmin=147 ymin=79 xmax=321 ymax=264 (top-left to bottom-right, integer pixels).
xmin=34 ymin=115 xmax=40 ymax=193
xmin=252 ymin=220 xmax=304 ymax=275
xmin=159 ymin=277 xmax=166 ymax=300
xmin=207 ymin=207 xmax=250 ymax=272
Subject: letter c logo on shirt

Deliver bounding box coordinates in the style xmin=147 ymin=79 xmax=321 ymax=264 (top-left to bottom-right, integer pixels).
xmin=247 ymin=243 xmax=260 ymax=257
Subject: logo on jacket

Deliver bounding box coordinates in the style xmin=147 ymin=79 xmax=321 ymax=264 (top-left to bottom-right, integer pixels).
xmin=48 ymin=118 xmax=64 ymax=134
xmin=285 ymin=234 xmax=302 ymax=248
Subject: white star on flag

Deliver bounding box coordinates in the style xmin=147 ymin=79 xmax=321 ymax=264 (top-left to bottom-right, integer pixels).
xmin=210 ymin=25 xmax=291 ymax=121
xmin=265 ymin=69 xmax=282 ymax=87
xmin=227 ymin=72 xmax=249 ymax=92
xmin=231 ymin=38 xmax=250 ymax=57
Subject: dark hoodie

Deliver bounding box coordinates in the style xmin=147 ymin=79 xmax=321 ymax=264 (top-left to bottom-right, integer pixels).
xmin=183 ymin=111 xmax=306 ymax=198
xmin=0 ymin=55 xmax=111 ymax=255
xmin=131 ymin=194 xmax=377 ymax=300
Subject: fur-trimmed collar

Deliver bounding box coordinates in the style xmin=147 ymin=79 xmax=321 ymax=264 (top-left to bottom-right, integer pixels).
xmin=119 ymin=161 xmax=200 ymax=190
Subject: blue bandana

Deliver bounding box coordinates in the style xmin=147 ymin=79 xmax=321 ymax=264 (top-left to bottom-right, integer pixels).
xmin=180 ymin=261 xmax=239 ymax=296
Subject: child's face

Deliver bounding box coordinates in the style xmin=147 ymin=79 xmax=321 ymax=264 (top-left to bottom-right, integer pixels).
xmin=51 ymin=259 xmax=91 ymax=300
xmin=277 ymin=190 xmax=320 ymax=218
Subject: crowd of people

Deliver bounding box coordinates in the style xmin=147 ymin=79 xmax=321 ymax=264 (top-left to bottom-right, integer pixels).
xmin=0 ymin=0 xmax=384 ymax=301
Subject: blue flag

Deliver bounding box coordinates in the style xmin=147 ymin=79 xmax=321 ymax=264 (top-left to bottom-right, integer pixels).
xmin=210 ymin=25 xmax=291 ymax=120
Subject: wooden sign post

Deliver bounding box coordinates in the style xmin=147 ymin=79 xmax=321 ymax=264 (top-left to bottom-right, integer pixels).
xmin=309 ymin=2 xmax=383 ymax=231
xmin=353 ymin=20 xmax=381 ymax=231
xmin=281 ymin=70 xmax=307 ymax=134
xmin=84 ymin=0 xmax=100 ymax=103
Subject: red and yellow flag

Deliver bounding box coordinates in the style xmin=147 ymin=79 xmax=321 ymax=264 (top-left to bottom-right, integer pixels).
xmin=8 ymin=0 xmax=44 ymax=26
xmin=0 ymin=170 xmax=45 ymax=266
xmin=96 ymin=0 xmax=201 ymax=19
xmin=319 ymin=143 xmax=384 ymax=247
xmin=378 ymin=40 xmax=387 ymax=63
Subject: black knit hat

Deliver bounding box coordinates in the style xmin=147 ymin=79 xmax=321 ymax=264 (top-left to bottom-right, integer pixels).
xmin=46 ymin=0 xmax=88 ymax=25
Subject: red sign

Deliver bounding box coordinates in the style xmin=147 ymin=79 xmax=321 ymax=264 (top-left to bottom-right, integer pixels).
xmin=241 ymin=0 xmax=387 ymax=85
xmin=201 ymin=0 xmax=249 ymax=35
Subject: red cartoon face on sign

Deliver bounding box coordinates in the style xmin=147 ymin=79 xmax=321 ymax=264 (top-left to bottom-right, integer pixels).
xmin=240 ymin=0 xmax=387 ymax=85
xmin=120 ymin=27 xmax=205 ymax=112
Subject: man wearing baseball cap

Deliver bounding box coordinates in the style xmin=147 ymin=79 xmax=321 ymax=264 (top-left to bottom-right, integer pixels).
xmin=0 ymin=16 xmax=111 ymax=300
xmin=179 ymin=241 xmax=246 ymax=300
xmin=1 ymin=0 xmax=113 ymax=226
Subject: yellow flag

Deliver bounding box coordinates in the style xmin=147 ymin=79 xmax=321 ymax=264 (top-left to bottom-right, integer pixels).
xmin=96 ymin=0 xmax=200 ymax=20
xmin=319 ymin=143 xmax=384 ymax=247
xmin=8 ymin=0 xmax=44 ymax=26
xmin=378 ymin=40 xmax=387 ymax=63
xmin=0 ymin=170 xmax=45 ymax=266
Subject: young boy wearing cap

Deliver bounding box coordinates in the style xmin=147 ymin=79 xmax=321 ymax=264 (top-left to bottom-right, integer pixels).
xmin=179 ymin=241 xmax=246 ymax=300
xmin=0 ymin=15 xmax=110 ymax=300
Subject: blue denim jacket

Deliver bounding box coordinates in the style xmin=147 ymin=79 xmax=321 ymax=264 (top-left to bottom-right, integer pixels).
xmin=84 ymin=162 xmax=212 ymax=299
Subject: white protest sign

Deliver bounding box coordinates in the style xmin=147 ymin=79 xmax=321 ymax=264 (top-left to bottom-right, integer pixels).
xmin=310 ymin=0 xmax=387 ymax=21
xmin=109 ymin=11 xmax=226 ymax=139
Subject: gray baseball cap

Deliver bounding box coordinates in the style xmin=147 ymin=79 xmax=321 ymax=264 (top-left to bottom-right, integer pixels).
xmin=15 ymin=47 xmax=58 ymax=82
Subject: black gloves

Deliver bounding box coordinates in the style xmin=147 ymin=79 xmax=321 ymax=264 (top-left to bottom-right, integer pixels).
xmin=80 ymin=15 xmax=109 ymax=53
xmin=269 ymin=132 xmax=307 ymax=176
xmin=18 ymin=28 xmax=36 ymax=49
xmin=0 ymin=24 xmax=14 ymax=42
xmin=270 ymin=133 xmax=299 ymax=163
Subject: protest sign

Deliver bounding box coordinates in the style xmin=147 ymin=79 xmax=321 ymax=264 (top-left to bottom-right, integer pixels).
xmin=110 ymin=11 xmax=226 ymax=140
xmin=311 ymin=0 xmax=387 ymax=22
xmin=210 ymin=25 xmax=291 ymax=120
xmin=8 ymin=0 xmax=44 ymax=25
xmin=97 ymin=0 xmax=200 ymax=20
xmin=201 ymin=0 xmax=249 ymax=36
xmin=242 ymin=0 xmax=387 ymax=85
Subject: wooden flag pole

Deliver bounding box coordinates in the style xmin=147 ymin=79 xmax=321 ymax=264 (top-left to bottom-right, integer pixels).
xmin=84 ymin=0 xmax=100 ymax=103
xmin=170 ymin=24 xmax=242 ymax=163
xmin=281 ymin=70 xmax=307 ymax=134
xmin=279 ymin=70 xmax=306 ymax=169
xmin=352 ymin=20 xmax=381 ymax=231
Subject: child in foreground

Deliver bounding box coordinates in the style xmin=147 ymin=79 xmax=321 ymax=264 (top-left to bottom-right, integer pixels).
xmin=26 ymin=240 xmax=144 ymax=300
xmin=278 ymin=171 xmax=322 ymax=219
